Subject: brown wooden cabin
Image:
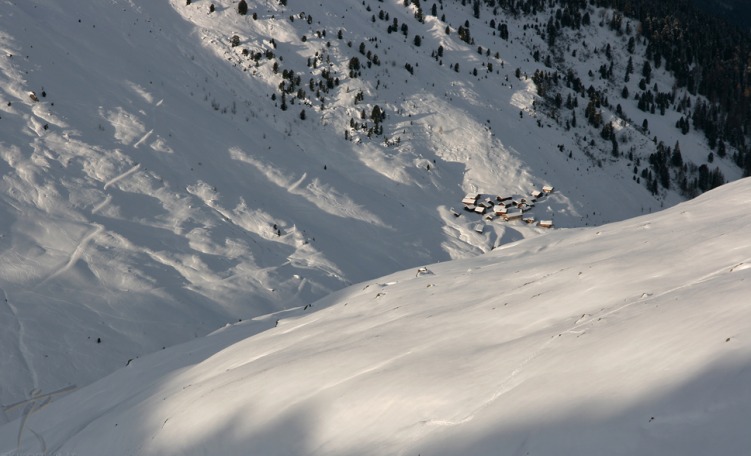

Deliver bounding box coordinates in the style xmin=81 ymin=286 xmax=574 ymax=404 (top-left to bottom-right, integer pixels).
xmin=462 ymin=193 xmax=480 ymax=205
xmin=503 ymin=210 xmax=523 ymax=221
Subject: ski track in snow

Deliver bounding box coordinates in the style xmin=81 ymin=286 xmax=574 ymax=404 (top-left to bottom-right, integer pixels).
xmin=301 ymin=350 xmax=415 ymax=404
xmin=559 ymin=254 xmax=751 ymax=337
xmin=41 ymin=224 xmax=104 ymax=284
xmin=102 ymin=164 xmax=141 ymax=190
xmin=425 ymin=332 xmax=556 ymax=428
xmin=44 ymin=400 xmax=125 ymax=456
xmin=0 ymin=287 xmax=38 ymax=391
xmin=287 ymin=172 xmax=307 ymax=192
xmin=133 ymin=129 xmax=154 ymax=149
xmin=445 ymin=254 xmax=751 ymax=426
xmin=90 ymin=195 xmax=112 ymax=215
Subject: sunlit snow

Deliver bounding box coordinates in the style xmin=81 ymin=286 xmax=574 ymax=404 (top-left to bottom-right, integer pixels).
xmin=1 ymin=0 xmax=749 ymax=453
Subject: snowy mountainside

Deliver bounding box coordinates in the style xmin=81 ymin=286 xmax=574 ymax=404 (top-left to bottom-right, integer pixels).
xmin=0 ymin=0 xmax=739 ymax=417
xmin=2 ymin=176 xmax=750 ymax=455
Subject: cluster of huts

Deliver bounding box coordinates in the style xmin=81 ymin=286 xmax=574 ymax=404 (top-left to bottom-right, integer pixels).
xmin=454 ymin=186 xmax=554 ymax=233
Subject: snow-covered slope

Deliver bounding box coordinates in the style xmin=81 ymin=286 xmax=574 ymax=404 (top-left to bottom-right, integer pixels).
xmin=2 ymin=176 xmax=749 ymax=455
xmin=0 ymin=0 xmax=743 ymax=418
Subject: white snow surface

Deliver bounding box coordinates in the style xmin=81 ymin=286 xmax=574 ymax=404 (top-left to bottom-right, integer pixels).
xmin=1 ymin=175 xmax=750 ymax=455
xmin=0 ymin=0 xmax=748 ymax=447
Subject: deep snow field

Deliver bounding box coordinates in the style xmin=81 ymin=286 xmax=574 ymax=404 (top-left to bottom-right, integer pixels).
xmin=2 ymin=167 xmax=750 ymax=456
xmin=1 ymin=0 xmax=749 ymax=453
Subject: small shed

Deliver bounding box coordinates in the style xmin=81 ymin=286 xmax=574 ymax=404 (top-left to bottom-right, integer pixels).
xmin=531 ymin=190 xmax=543 ymax=198
xmin=474 ymin=205 xmax=486 ymax=215
xmin=462 ymin=193 xmax=480 ymax=205
xmin=542 ymin=185 xmax=554 ymax=193
xmin=493 ymin=205 xmax=508 ymax=215
xmin=473 ymin=223 xmax=484 ymax=233
xmin=538 ymin=220 xmax=554 ymax=228
xmin=523 ymin=216 xmax=536 ymax=224
xmin=518 ymin=203 xmax=534 ymax=212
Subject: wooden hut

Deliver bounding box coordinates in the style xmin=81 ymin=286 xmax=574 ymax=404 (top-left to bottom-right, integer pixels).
xmin=462 ymin=193 xmax=480 ymax=205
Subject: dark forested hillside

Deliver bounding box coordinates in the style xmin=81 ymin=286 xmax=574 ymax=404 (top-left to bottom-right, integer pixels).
xmin=466 ymin=0 xmax=751 ymax=187
xmin=596 ymin=0 xmax=751 ymax=177
xmin=689 ymin=0 xmax=751 ymax=30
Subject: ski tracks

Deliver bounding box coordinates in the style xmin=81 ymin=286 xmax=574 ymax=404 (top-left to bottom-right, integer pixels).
xmin=287 ymin=172 xmax=307 ymax=192
xmin=460 ymin=256 xmax=751 ymax=423
xmin=567 ymin=256 xmax=751 ymax=336
xmin=41 ymin=156 xmax=140 ymax=284
xmin=425 ymin=333 xmax=558 ymax=428
xmin=103 ymin=163 xmax=141 ymax=190
xmin=90 ymin=194 xmax=112 ymax=215
xmin=133 ymin=129 xmax=154 ymax=149
xmin=0 ymin=287 xmax=39 ymax=390
xmin=40 ymin=224 xmax=104 ymax=284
